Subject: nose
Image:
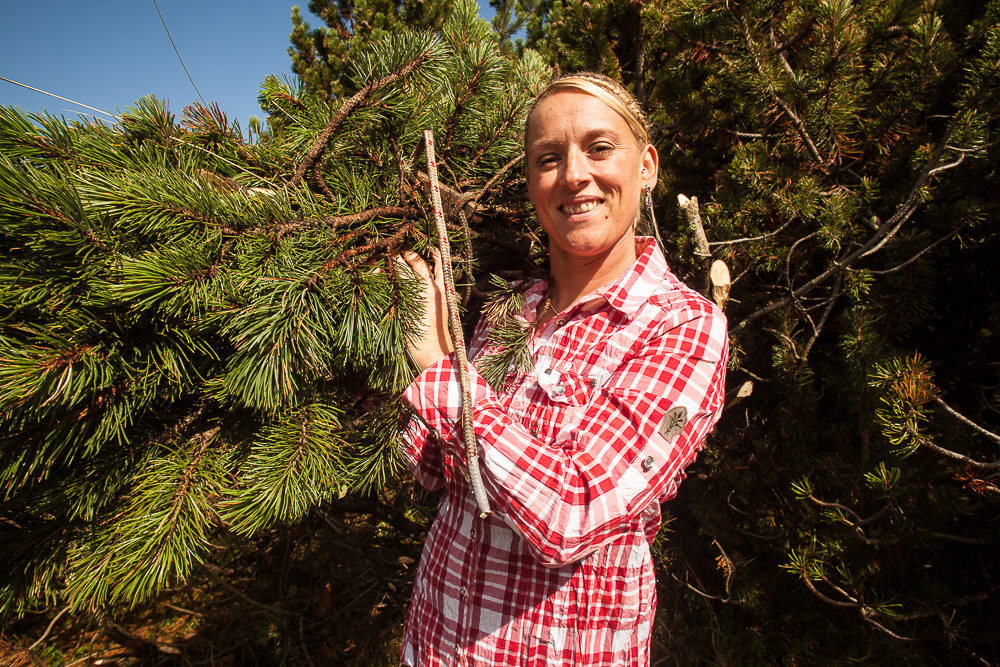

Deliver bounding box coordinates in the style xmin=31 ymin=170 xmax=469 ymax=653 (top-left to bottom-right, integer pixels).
xmin=560 ymin=148 xmax=589 ymax=189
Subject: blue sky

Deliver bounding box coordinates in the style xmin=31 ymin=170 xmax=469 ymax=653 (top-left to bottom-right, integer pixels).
xmin=0 ymin=0 xmax=495 ymax=129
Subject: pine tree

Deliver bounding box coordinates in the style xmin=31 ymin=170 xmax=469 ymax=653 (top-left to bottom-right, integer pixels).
xmin=524 ymin=0 xmax=1000 ymax=663
xmin=289 ymin=0 xmax=457 ymax=99
xmin=0 ymin=1 xmax=551 ymax=633
xmin=6 ymin=1 xmax=1000 ymax=664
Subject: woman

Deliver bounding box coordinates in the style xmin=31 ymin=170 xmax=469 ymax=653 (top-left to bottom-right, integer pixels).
xmin=399 ymin=73 xmax=728 ymax=666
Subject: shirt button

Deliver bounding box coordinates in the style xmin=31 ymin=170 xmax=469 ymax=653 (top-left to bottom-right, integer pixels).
xmin=642 ymin=455 xmax=656 ymax=471
xmin=455 ymin=644 xmax=462 ymax=655
xmin=554 ymin=384 xmax=565 ymax=396
xmin=460 ymin=586 xmax=469 ymax=597
xmin=531 ymin=428 xmax=540 ymax=437
xmin=556 ymin=318 xmax=566 ymax=326
xmin=544 ymin=368 xmax=553 ymax=374
xmin=470 ymin=528 xmax=476 ymax=539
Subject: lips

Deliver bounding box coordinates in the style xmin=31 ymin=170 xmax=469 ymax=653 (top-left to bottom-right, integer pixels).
xmin=560 ymin=199 xmax=602 ymax=215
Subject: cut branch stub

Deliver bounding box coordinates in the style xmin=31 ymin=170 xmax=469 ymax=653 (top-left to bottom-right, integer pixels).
xmin=725 ymin=380 xmax=754 ymax=411
xmin=711 ymin=259 xmax=731 ymax=312
xmin=678 ymin=193 xmax=712 ymax=295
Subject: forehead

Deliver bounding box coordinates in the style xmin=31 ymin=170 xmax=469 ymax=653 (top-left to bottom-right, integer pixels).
xmin=526 ymin=90 xmax=632 ymax=146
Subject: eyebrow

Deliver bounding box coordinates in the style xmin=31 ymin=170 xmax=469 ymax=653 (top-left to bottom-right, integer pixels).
xmin=529 ymin=127 xmax=626 ymax=152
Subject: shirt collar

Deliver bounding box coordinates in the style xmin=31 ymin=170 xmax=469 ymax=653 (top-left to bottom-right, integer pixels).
xmin=593 ymin=237 xmax=668 ymax=319
xmin=521 ymin=237 xmax=669 ymax=322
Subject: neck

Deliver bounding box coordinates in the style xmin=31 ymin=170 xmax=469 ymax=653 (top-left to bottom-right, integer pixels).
xmin=547 ymin=233 xmax=638 ymax=313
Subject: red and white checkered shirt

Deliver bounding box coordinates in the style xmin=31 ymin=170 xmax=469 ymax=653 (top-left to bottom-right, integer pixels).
xmin=399 ymin=238 xmax=728 ymax=666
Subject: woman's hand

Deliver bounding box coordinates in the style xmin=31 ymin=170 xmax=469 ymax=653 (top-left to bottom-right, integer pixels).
xmin=400 ymin=249 xmax=454 ymax=372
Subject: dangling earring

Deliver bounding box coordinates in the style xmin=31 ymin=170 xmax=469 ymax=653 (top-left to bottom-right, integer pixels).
xmin=644 ymin=184 xmax=664 ymax=247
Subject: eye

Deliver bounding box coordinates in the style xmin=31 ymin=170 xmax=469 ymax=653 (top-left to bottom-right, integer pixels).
xmin=589 ymin=142 xmax=615 ymax=157
xmin=535 ymin=154 xmax=560 ymax=168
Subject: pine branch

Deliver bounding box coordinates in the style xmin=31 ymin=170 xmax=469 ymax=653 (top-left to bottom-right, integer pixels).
xmin=735 ymin=12 xmax=828 ymax=168
xmin=291 ymin=50 xmax=434 ymax=185
xmin=731 ymin=94 xmax=981 ymax=334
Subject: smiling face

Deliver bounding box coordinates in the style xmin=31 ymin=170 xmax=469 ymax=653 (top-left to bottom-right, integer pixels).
xmin=526 ymin=89 xmax=658 ymax=272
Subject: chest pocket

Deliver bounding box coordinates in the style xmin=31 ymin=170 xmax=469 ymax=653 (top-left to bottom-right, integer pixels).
xmin=536 ymin=366 xmax=592 ymax=407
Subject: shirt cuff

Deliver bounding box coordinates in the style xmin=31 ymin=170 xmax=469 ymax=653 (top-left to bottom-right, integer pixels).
xmin=401 ymin=353 xmax=496 ymax=454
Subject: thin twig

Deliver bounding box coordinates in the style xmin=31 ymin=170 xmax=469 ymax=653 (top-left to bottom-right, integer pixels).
xmin=805 ymin=494 xmax=863 ymax=524
xmin=203 ymin=565 xmax=302 ymax=616
xmin=784 ymin=230 xmax=821 ymax=334
xmin=924 ymin=532 xmax=996 ymax=545
xmin=735 ymin=366 xmax=771 ymax=383
xmin=299 ymin=618 xmax=316 ymax=667
xmin=164 ymin=603 xmax=205 ymax=617
xmin=479 ymin=152 xmax=525 ymax=197
xmin=862 ymin=227 xmax=960 ymax=276
xmin=28 ymin=605 xmax=72 ymax=650
xmin=801 ymin=575 xmax=859 ymax=608
xmin=769 ymin=26 xmax=798 ymax=83
xmin=917 ymin=436 xmax=1000 ymax=471
xmin=801 ymin=273 xmax=842 ymax=358
xmin=862 ymin=617 xmax=921 ymax=642
xmin=935 ymin=398 xmax=1000 ymax=444
xmin=708 ymin=216 xmax=794 ymax=247
xmin=737 ymin=15 xmax=826 ymax=167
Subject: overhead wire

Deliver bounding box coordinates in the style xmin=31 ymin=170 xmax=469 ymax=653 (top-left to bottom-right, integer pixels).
xmin=3 ymin=3 xmax=206 ymax=121
xmin=152 ymin=0 xmax=207 ymax=107
xmin=0 ymin=77 xmax=119 ymax=121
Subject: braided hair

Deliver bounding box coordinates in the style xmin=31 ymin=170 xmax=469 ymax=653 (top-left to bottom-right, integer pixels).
xmin=524 ymin=72 xmax=651 ymax=149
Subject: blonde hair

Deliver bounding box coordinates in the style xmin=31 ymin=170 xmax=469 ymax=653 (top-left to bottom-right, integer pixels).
xmin=525 ymin=72 xmax=651 ymax=148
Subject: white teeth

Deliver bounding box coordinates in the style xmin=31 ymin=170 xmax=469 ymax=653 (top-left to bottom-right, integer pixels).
xmin=562 ymin=200 xmax=600 ymax=214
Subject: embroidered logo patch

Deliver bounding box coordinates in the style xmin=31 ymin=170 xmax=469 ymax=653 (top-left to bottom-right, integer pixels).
xmin=658 ymin=406 xmax=688 ymax=442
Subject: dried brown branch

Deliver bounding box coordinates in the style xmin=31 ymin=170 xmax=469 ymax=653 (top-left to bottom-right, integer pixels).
xmin=292 ymin=51 xmax=432 ymax=185
xmin=319 ymin=206 xmax=419 ymax=230
xmin=312 ymin=160 xmax=336 ymax=203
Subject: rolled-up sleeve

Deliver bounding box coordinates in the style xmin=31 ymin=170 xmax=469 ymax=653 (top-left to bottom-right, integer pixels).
xmin=398 ymin=409 xmax=447 ymax=493
xmin=402 ymin=300 xmax=727 ymax=567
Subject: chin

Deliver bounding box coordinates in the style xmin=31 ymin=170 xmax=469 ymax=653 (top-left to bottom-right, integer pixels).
xmin=559 ymin=230 xmax=633 ymax=260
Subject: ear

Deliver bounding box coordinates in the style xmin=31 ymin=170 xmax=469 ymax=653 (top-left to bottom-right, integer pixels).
xmin=640 ymin=143 xmax=659 ymax=188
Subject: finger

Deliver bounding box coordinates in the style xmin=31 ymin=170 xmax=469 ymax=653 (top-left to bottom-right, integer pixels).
xmin=398 ymin=250 xmax=430 ymax=277
xmin=426 ymin=247 xmax=446 ymax=285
